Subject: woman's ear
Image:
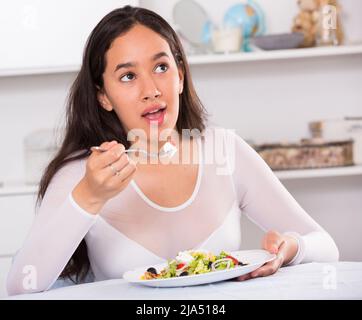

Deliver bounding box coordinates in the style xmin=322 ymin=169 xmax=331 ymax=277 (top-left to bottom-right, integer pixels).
xmin=179 ymin=82 xmax=183 ymax=95
xmin=178 ymin=69 xmax=184 ymax=95
xmin=97 ymin=90 xmax=113 ymax=111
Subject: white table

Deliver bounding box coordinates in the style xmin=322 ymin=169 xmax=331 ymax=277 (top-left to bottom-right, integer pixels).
xmin=6 ymin=262 xmax=362 ymax=300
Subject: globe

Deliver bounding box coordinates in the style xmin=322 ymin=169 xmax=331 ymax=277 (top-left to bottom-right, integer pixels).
xmin=223 ymin=0 xmax=265 ymax=51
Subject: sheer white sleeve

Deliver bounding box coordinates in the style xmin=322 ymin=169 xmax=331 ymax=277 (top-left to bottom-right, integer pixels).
xmin=226 ymin=129 xmax=339 ymax=265
xmin=6 ymin=159 xmax=98 ymax=295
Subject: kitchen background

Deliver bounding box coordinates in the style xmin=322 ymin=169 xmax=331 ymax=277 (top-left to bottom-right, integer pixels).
xmin=0 ymin=0 xmax=361 ymax=297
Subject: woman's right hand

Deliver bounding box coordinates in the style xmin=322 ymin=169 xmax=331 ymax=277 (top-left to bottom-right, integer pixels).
xmin=72 ymin=140 xmax=137 ymax=214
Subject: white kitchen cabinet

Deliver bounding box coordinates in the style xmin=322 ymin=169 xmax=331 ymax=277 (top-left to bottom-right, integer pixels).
xmin=0 ymin=0 xmax=138 ymax=76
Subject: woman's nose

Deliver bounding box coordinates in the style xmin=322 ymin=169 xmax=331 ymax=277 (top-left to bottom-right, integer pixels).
xmin=141 ymin=77 xmax=161 ymax=101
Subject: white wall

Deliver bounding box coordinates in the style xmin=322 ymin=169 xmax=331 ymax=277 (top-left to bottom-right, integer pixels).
xmin=191 ymin=55 xmax=362 ymax=143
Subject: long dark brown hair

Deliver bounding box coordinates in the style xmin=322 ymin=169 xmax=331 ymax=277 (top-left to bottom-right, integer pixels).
xmin=37 ymin=5 xmax=208 ymax=283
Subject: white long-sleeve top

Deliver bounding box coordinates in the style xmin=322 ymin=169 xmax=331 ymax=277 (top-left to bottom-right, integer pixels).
xmin=6 ymin=127 xmax=339 ymax=295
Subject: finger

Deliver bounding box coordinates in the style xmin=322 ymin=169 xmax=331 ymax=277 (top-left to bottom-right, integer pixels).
xmin=103 ymin=152 xmax=130 ymax=179
xmin=93 ymin=143 xmax=126 ymax=169
xmin=263 ymin=231 xmax=284 ymax=254
xmin=119 ymin=165 xmax=137 ymax=184
xmin=262 ymin=230 xmax=282 ymax=251
xmin=111 ymin=160 xmax=137 ymax=183
xmin=250 ymin=256 xmax=283 ymax=278
xmin=99 ymin=140 xmax=118 ymax=150
xmin=234 ymin=273 xmax=252 ymax=282
xmin=89 ymin=140 xmax=116 ymax=159
xmin=90 ymin=140 xmax=117 ymax=155
xmin=252 ymin=242 xmax=287 ymax=278
xmin=275 ymin=239 xmax=287 ymax=263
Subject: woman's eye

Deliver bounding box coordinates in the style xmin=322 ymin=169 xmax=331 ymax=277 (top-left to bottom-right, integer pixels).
xmin=120 ymin=73 xmax=135 ymax=82
xmin=154 ymin=63 xmax=168 ymax=73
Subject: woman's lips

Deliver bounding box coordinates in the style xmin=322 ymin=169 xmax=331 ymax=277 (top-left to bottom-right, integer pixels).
xmin=142 ymin=108 xmax=166 ymax=125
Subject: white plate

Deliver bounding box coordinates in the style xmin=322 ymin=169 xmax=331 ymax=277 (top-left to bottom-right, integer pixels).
xmin=123 ymin=249 xmax=276 ymax=287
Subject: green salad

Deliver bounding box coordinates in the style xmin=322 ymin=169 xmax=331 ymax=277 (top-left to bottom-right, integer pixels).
xmin=141 ymin=250 xmax=248 ymax=280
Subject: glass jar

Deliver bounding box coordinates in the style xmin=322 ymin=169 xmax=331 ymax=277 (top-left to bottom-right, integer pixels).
xmin=23 ymin=129 xmax=59 ymax=185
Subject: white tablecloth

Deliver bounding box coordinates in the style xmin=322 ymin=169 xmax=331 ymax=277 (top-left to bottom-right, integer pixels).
xmin=7 ymin=262 xmax=362 ymax=300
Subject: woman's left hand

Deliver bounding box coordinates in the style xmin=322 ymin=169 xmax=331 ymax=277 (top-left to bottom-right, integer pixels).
xmin=235 ymin=230 xmax=298 ymax=281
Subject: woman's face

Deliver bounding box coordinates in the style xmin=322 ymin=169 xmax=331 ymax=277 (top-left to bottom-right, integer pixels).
xmin=98 ymin=24 xmax=184 ymax=143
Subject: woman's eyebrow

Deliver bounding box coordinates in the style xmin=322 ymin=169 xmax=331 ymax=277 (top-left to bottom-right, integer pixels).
xmin=114 ymin=62 xmax=135 ymax=73
xmin=114 ymin=52 xmax=169 ymax=73
xmin=152 ymin=51 xmax=169 ymax=61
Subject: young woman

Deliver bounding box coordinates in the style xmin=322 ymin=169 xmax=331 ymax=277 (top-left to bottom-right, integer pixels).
xmin=7 ymin=6 xmax=338 ymax=295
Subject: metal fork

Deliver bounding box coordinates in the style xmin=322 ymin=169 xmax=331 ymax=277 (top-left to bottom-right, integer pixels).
xmin=90 ymin=141 xmax=177 ymax=158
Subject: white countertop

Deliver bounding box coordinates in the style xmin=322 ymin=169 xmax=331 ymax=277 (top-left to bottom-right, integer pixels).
xmin=5 ymin=262 xmax=362 ymax=300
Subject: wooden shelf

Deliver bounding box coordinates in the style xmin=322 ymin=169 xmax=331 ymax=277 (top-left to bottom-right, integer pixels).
xmin=188 ymin=44 xmax=362 ymax=65
xmin=275 ymin=165 xmax=362 ymax=180
xmin=0 ymin=64 xmax=80 ymax=77
xmin=0 ymin=183 xmax=38 ymax=196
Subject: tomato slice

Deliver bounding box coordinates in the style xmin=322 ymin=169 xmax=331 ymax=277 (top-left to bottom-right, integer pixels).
xmin=226 ymin=255 xmax=239 ymax=265
xmin=176 ymin=263 xmax=186 ymax=269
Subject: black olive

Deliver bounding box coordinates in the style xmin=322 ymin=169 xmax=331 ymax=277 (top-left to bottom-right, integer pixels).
xmin=208 ymin=261 xmax=212 ymax=268
xmin=147 ymin=267 xmax=157 ymax=274
xmin=180 ymin=271 xmax=189 ymax=276
xmin=238 ymin=262 xmax=248 ymax=266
